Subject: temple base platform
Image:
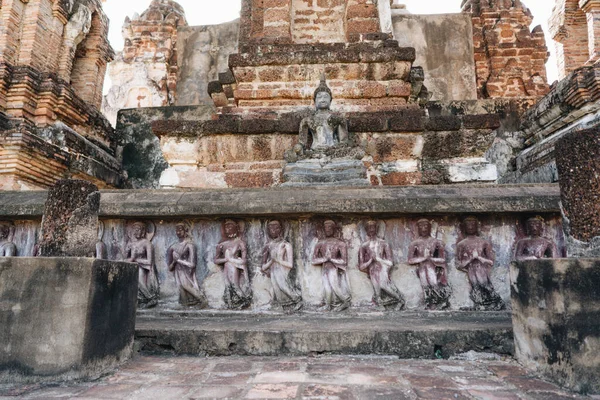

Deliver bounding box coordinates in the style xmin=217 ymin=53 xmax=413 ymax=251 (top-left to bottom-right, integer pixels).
xmin=135 ymin=310 xmax=513 ymax=358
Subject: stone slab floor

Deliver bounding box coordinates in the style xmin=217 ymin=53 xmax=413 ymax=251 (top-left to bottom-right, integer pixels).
xmin=0 ymin=355 xmax=595 ymax=400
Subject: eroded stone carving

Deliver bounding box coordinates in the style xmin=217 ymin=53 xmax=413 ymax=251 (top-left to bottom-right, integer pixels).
xmin=167 ymin=222 xmax=208 ymax=308
xmin=515 ymin=216 xmax=559 ymax=261
xmin=214 ymin=219 xmax=252 ymax=310
xmin=95 ymin=221 xmax=107 ymax=260
xmin=0 ymin=221 xmax=17 ymax=257
xmin=261 ymin=220 xmax=302 ymax=311
xmin=285 ymin=76 xmax=364 ymax=163
xmin=408 ymin=219 xmax=451 ymax=310
xmin=359 ymin=220 xmax=405 ymax=310
xmin=456 ymin=216 xmax=504 ymax=311
xmin=312 ymin=220 xmax=351 ymax=311
xmin=126 ymin=221 xmax=160 ymax=308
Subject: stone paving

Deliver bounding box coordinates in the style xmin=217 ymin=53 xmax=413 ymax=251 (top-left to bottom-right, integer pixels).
xmin=0 ymin=355 xmax=593 ymax=400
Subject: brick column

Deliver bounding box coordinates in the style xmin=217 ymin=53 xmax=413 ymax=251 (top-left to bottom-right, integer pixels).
xmin=549 ymin=0 xmax=590 ymax=80
xmin=581 ymin=0 xmax=600 ymax=63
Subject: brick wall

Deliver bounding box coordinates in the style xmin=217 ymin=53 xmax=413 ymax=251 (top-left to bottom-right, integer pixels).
xmin=0 ymin=0 xmax=121 ymax=189
xmin=240 ymin=0 xmax=383 ymax=46
xmin=150 ymin=109 xmax=503 ymax=189
xmin=462 ymin=0 xmax=550 ymax=99
xmin=0 ymin=0 xmax=113 ymax=125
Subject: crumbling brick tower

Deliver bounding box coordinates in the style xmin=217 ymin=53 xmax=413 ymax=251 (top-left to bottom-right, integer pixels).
xmin=103 ymin=0 xmax=188 ymax=125
xmin=0 ymin=0 xmax=122 ymax=190
xmin=208 ymin=0 xmax=426 ymax=113
xmin=461 ymin=0 xmax=550 ymax=99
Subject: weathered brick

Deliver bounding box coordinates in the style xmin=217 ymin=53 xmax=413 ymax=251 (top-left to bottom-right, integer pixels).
xmin=380 ymin=171 xmax=422 ymax=186
xmin=225 ymin=171 xmax=275 ymax=188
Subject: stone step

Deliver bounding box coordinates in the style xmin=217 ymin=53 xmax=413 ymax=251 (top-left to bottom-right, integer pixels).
xmin=135 ymin=310 xmax=513 ymax=358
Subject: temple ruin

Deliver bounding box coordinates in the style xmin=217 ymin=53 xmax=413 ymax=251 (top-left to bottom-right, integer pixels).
xmin=0 ymin=0 xmax=599 ymax=395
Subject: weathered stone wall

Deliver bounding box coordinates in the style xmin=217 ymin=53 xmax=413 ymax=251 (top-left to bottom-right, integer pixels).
xmin=116 ymin=105 xmax=215 ymax=189
xmin=392 ymin=13 xmax=477 ymax=101
xmin=0 ymin=185 xmax=564 ymax=313
xmin=0 ymin=258 xmax=138 ymax=383
xmin=175 ymin=20 xmax=239 ymax=107
xmin=461 ymin=0 xmax=550 ymax=99
xmin=0 ymin=214 xmax=564 ymax=313
xmin=149 ymin=102 xmax=517 ymax=189
xmin=511 ymin=259 xmax=600 ymax=394
xmin=489 ymin=65 xmax=600 ymax=184
xmin=102 ymin=0 xmax=188 ymax=125
xmin=555 ymin=126 xmax=600 ymax=257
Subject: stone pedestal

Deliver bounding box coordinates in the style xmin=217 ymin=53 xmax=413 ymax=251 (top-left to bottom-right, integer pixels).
xmin=510 ymin=259 xmax=600 ymax=394
xmin=282 ymin=159 xmax=370 ymax=187
xmin=0 ymin=258 xmax=138 ymax=383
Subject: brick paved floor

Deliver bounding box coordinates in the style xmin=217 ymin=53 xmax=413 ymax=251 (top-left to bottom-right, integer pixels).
xmin=0 ymin=355 xmax=593 ymax=399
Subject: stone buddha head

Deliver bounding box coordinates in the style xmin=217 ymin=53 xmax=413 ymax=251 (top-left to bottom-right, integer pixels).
xmin=314 ymin=76 xmax=333 ymax=111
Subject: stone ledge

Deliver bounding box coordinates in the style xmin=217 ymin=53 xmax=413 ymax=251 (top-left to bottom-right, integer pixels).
xmin=0 ymin=184 xmax=560 ymax=218
xmin=135 ymin=311 xmax=513 ymax=357
xmin=229 ymin=45 xmax=416 ymax=68
xmin=150 ymin=109 xmax=502 ymax=137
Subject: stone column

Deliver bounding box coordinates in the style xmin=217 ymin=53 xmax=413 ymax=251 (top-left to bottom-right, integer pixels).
xmin=37 ymin=179 xmax=100 ymax=257
xmin=581 ymin=0 xmax=600 ymax=63
xmin=555 ymin=127 xmax=600 ymax=256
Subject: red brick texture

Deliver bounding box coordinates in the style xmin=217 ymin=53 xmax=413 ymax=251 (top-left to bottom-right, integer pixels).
xmin=462 ymin=0 xmax=550 ymax=99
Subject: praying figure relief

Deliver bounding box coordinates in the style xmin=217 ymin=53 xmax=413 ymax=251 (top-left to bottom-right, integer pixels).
xmin=358 ymin=220 xmax=405 ymax=310
xmin=95 ymin=221 xmax=107 ymax=260
xmin=126 ymin=221 xmax=160 ymax=308
xmin=456 ymin=217 xmax=504 ymax=311
xmin=408 ymin=219 xmax=451 ymax=310
xmin=515 ymin=216 xmax=559 ymax=261
xmin=261 ymin=220 xmax=303 ymax=311
xmin=167 ymin=222 xmax=207 ymax=308
xmin=214 ymin=219 xmax=252 ymax=310
xmin=0 ymin=221 xmax=17 ymax=257
xmin=312 ymin=220 xmax=351 ymax=311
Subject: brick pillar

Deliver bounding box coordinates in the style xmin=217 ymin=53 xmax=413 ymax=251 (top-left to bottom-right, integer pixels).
xmin=580 ymin=0 xmax=600 ymax=64
xmin=555 ymin=127 xmax=600 ymax=256
xmin=0 ymin=0 xmax=28 ymax=66
xmin=549 ymin=0 xmax=590 ymax=80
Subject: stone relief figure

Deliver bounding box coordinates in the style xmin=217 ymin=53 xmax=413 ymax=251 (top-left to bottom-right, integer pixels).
xmin=261 ymin=220 xmax=303 ymax=311
xmin=285 ymin=76 xmax=364 ymax=162
xmin=515 ymin=216 xmax=559 ymax=261
xmin=95 ymin=221 xmax=107 ymax=260
xmin=358 ymin=220 xmax=405 ymax=310
xmin=167 ymin=222 xmax=208 ymax=308
xmin=125 ymin=221 xmax=160 ymax=308
xmin=408 ymin=219 xmax=452 ymax=310
xmin=0 ymin=221 xmax=17 ymax=257
xmin=456 ymin=216 xmax=504 ymax=311
xmin=214 ymin=219 xmax=252 ymax=310
xmin=312 ymin=220 xmax=352 ymax=311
